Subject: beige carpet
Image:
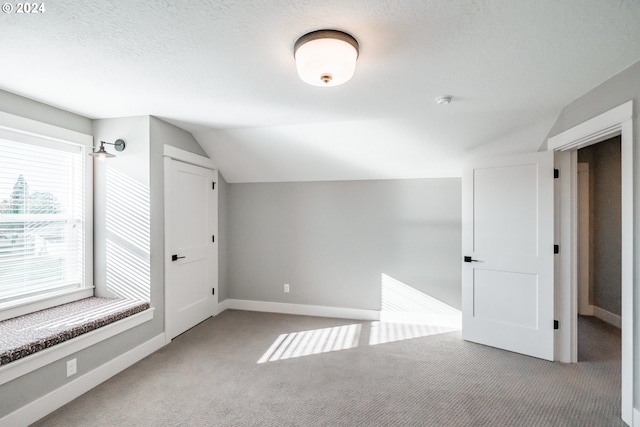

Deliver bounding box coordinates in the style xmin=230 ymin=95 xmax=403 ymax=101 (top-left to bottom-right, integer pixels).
xmin=32 ymin=311 xmax=622 ymax=426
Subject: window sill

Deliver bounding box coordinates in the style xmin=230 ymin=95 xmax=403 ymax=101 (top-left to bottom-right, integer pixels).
xmin=0 ymin=306 xmax=154 ymax=386
xmin=0 ymin=288 xmax=94 ymax=322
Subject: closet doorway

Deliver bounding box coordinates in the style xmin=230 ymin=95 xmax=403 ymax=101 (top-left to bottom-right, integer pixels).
xmin=576 ymin=136 xmax=621 ymax=362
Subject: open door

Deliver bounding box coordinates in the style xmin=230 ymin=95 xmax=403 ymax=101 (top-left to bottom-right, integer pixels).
xmin=462 ymin=151 xmax=555 ymax=361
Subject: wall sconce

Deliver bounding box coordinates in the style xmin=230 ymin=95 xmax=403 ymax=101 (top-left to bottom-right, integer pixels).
xmin=89 ymin=139 xmax=126 ymax=159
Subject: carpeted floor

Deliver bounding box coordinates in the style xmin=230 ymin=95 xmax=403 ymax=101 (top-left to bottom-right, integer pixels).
xmin=32 ymin=310 xmax=622 ymax=426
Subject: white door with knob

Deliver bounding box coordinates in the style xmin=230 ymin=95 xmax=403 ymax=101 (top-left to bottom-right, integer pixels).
xmin=165 ymin=158 xmax=218 ymax=341
xmin=461 ymin=151 xmax=554 ymax=361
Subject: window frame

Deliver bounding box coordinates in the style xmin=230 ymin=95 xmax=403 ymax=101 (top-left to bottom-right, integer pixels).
xmin=0 ymin=111 xmax=93 ymax=321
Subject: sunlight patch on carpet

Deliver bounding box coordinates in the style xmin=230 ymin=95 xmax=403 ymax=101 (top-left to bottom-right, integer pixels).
xmin=369 ymin=321 xmax=459 ymax=345
xmin=372 ymin=273 xmax=461 ymax=345
xmin=257 ymin=323 xmax=361 ymax=364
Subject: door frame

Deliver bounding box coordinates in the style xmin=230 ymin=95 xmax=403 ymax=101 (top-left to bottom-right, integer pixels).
xmin=577 ymin=162 xmax=593 ymax=317
xmin=547 ymin=100 xmax=633 ymax=425
xmin=163 ymin=145 xmax=218 ymax=344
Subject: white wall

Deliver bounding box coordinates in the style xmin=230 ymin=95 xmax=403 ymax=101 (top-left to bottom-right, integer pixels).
xmin=93 ymin=116 xmax=152 ymax=302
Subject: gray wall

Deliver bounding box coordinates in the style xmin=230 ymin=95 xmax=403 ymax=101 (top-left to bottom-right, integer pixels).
xmin=147 ymin=118 xmax=223 ymax=302
xmin=0 ymin=104 xmax=209 ymax=417
xmin=0 ymin=91 xmax=99 ymax=415
xmin=545 ymin=58 xmax=640 ymax=408
xmin=228 ymin=178 xmax=461 ymax=310
xmin=544 ymin=60 xmax=640 ymax=146
xmin=0 ymin=89 xmax=91 ymax=135
xmin=0 ymin=96 xmax=162 ymax=416
xmin=578 ymin=137 xmax=622 ymax=316
xmin=149 ymin=117 xmax=207 ymax=158
xmin=218 ymin=174 xmax=229 ymax=301
xmin=148 ymin=116 xmax=210 ymax=325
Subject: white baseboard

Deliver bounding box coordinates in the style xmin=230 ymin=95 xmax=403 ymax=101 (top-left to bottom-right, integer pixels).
xmin=226 ymin=299 xmax=380 ymax=321
xmin=217 ymin=298 xmax=231 ymax=314
xmin=578 ymin=305 xmax=594 ymax=316
xmin=632 ymin=408 xmax=639 ymax=427
xmin=1 ymin=333 xmax=166 ymax=427
xmin=592 ymin=305 xmax=622 ymax=329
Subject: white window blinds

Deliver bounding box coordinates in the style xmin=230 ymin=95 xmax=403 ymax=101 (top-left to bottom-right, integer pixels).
xmin=0 ymin=137 xmax=85 ymax=302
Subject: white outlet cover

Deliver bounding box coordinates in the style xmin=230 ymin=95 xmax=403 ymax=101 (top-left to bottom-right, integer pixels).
xmin=67 ymin=358 xmax=77 ymax=377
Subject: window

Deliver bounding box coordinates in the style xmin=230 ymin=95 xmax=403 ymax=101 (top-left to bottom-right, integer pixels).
xmin=0 ymin=114 xmax=93 ymax=319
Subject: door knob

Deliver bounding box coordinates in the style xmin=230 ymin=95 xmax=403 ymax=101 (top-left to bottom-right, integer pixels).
xmin=464 ymin=256 xmax=479 ymax=263
xmin=171 ymin=254 xmax=185 ymax=262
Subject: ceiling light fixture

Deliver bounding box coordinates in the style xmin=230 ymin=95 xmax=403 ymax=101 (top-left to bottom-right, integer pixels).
xmin=88 ymin=139 xmax=126 ymax=159
xmin=294 ymin=29 xmax=359 ymax=87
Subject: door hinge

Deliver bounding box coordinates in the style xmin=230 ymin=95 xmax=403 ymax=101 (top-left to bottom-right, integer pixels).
xmin=554 ymin=244 xmax=559 ymax=254
xmin=554 ymin=320 xmax=559 ymax=330
xmin=212 ymin=288 xmax=215 ymax=295
xmin=554 ymin=169 xmax=560 ymax=179
xmin=212 ymin=235 xmax=215 ymax=243
xmin=212 ymin=182 xmax=216 ymax=190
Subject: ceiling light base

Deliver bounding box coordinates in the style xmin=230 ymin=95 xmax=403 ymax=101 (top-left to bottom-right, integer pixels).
xmin=435 ymin=96 xmax=453 ymax=105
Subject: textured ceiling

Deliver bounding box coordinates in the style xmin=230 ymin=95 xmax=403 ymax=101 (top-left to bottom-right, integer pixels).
xmin=1 ymin=1 xmax=640 ymax=182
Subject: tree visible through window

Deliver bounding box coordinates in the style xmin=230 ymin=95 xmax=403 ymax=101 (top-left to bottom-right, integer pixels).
xmin=0 ymin=137 xmax=85 ymax=302
xmin=1 ymin=174 xmax=62 ymax=214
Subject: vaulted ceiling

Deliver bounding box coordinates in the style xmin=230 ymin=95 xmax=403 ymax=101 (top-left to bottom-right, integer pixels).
xmin=2 ymin=1 xmax=640 ymax=182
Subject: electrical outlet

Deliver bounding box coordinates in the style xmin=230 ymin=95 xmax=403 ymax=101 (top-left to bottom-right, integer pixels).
xmin=284 ymin=283 xmax=290 ymax=293
xmin=67 ymin=358 xmax=77 ymax=377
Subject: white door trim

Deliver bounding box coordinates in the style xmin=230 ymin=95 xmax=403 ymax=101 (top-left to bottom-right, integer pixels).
xmin=163 ymin=146 xmax=217 ymax=344
xmin=163 ymin=145 xmax=216 ymax=169
xmin=548 ymin=101 xmax=633 ymax=151
xmin=576 ymin=163 xmax=593 ymax=317
xmin=547 ymin=100 xmax=633 ymax=426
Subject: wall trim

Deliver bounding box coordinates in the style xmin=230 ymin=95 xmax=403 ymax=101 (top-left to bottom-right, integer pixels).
xmin=0 ymin=308 xmax=154 ymax=386
xmin=579 ymin=305 xmax=595 ymax=317
xmin=163 ymin=145 xmax=215 ymax=169
xmin=633 ymin=408 xmax=639 ymax=427
xmin=226 ymin=299 xmax=380 ymax=321
xmin=0 ymin=333 xmax=165 ymax=427
xmin=0 ymin=110 xmax=93 ymax=147
xmin=548 ymin=101 xmax=633 ymax=151
xmin=591 ymin=306 xmax=622 ymax=329
xmin=217 ymin=298 xmax=231 ymax=313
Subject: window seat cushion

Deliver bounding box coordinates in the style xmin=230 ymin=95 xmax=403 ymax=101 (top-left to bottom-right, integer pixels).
xmin=0 ymin=297 xmax=150 ymax=366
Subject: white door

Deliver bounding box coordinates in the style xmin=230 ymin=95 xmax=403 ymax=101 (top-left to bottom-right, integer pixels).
xmin=462 ymin=151 xmax=554 ymax=361
xmin=165 ymin=159 xmax=218 ymax=340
